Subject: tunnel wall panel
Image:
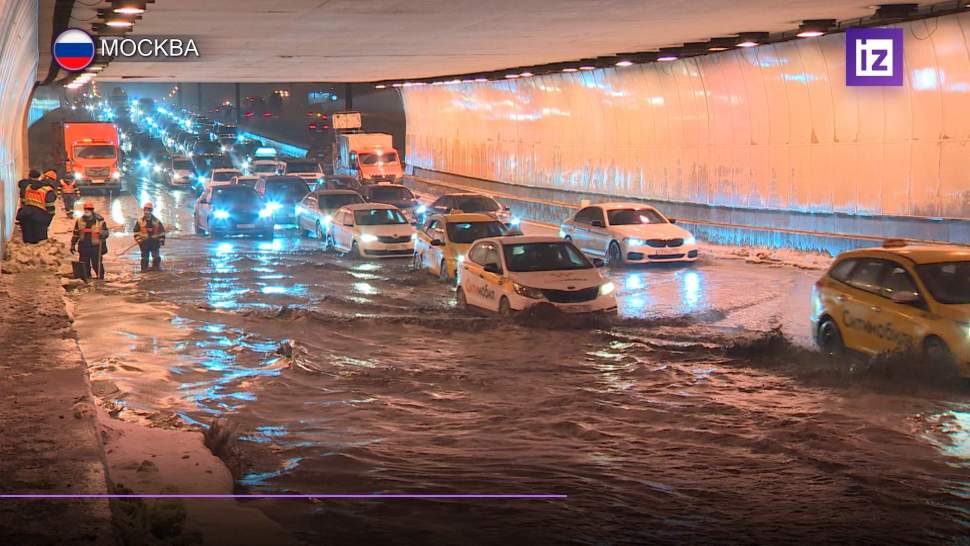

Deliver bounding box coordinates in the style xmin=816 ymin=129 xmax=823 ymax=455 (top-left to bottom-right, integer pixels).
xmin=403 ymin=12 xmax=970 ymax=245
xmin=0 ymin=0 xmax=39 ymax=258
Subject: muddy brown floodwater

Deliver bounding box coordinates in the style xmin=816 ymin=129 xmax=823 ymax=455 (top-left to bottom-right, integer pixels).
xmin=70 ymin=181 xmax=969 ymax=545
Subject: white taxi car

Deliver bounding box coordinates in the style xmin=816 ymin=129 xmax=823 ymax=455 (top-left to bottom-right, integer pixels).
xmin=456 ymin=236 xmax=617 ymax=316
xmin=327 ymin=203 xmax=415 ymax=258
xmin=560 ymin=202 xmax=698 ymax=266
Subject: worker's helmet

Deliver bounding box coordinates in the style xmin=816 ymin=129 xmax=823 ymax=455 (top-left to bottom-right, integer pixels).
xmin=143 ymin=202 xmax=154 ymax=210
xmin=43 ymin=169 xmax=57 ymax=180
xmin=83 ymin=202 xmax=94 ymax=210
xmin=28 ymin=169 xmax=40 ymax=179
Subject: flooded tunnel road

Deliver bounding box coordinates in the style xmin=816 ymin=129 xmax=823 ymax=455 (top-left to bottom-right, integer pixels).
xmin=68 ymin=177 xmax=969 ymax=544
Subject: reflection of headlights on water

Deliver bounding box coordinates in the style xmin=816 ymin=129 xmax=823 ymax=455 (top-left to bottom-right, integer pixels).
xmin=625 ymin=237 xmax=645 ymax=247
xmin=513 ymin=282 xmax=544 ymax=299
xmin=599 ymin=281 xmax=616 ymax=296
xmin=360 ymin=234 xmax=379 ymax=243
xmin=213 ymin=210 xmax=231 ymax=220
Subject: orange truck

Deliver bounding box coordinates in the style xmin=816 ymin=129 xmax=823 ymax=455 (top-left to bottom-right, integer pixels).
xmin=60 ymin=121 xmax=123 ymax=193
xmin=334 ymin=132 xmax=403 ymax=184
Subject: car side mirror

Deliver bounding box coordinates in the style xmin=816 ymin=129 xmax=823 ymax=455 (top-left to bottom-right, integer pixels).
xmin=483 ymin=263 xmax=502 ymax=275
xmin=591 ymin=220 xmax=604 ymax=228
xmin=890 ymin=291 xmax=920 ymax=305
xmin=591 ymin=258 xmax=605 ymax=268
xmin=430 ymin=239 xmax=445 ymax=246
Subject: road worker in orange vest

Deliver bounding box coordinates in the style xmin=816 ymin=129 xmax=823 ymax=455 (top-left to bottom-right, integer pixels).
xmin=16 ymin=170 xmax=57 ymax=243
xmin=133 ymin=202 xmax=165 ymax=272
xmin=56 ymin=170 xmax=79 ymax=217
xmin=71 ymin=202 xmax=109 ymax=280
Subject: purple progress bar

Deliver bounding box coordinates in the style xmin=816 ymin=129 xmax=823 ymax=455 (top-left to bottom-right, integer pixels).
xmin=2 ymin=494 xmax=567 ymax=499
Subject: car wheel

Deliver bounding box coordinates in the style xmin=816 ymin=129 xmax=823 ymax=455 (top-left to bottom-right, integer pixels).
xmin=315 ymin=222 xmax=325 ymax=242
xmin=817 ymin=318 xmax=845 ymax=357
xmin=351 ymin=241 xmax=361 ymax=259
xmin=499 ymin=296 xmax=513 ymax=318
xmin=924 ymin=336 xmax=956 ymax=370
xmin=456 ymin=286 xmax=468 ymax=310
xmin=438 ymin=259 xmax=450 ymax=282
xmin=607 ymin=241 xmax=623 ymax=268
xmin=325 ymin=234 xmax=335 ymax=252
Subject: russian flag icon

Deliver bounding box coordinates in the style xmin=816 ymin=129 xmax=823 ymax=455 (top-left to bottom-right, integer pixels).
xmin=53 ymin=29 xmax=95 ymax=71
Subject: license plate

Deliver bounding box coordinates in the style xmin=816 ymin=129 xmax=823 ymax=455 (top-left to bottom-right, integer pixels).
xmin=237 ymin=223 xmax=255 ymax=228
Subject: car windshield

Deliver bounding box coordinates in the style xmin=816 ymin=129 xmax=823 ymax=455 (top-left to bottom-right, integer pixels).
xmin=452 ymin=196 xmax=500 ymax=213
xmin=211 ymin=170 xmax=242 ymax=182
xmin=265 ymin=178 xmax=310 ymax=201
xmin=319 ymin=194 xmax=364 ymax=210
xmin=504 ymin=242 xmax=593 ymax=272
xmin=607 ymin=208 xmax=667 ymax=225
xmin=446 ymin=221 xmax=506 ymax=244
xmin=285 ymin=161 xmax=321 ymax=173
xmin=253 ymin=163 xmax=277 ymax=173
xmin=75 ymin=145 xmax=116 ymax=159
xmin=369 ymin=186 xmax=413 ymax=202
xmin=354 ymin=208 xmax=408 ymax=225
xmin=172 ymin=159 xmax=192 ymax=170
xmin=916 ymin=261 xmax=970 ymax=304
xmin=212 ymin=186 xmax=259 ymax=207
xmin=359 ymin=152 xmax=398 ymax=165
xmin=326 ymin=178 xmax=359 ymax=190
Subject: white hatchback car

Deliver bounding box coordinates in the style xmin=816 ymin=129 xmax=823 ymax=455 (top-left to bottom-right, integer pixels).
xmin=559 ymin=202 xmax=698 ymax=266
xmin=457 ymin=236 xmax=617 ymax=316
xmin=327 ymin=203 xmax=415 ymax=258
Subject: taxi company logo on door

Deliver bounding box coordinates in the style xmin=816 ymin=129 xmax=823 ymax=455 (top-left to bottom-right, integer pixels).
xmin=846 ymin=27 xmax=903 ymax=86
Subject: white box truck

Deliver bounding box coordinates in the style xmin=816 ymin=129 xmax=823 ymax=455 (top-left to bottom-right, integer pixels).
xmin=334 ymin=133 xmax=403 ymax=183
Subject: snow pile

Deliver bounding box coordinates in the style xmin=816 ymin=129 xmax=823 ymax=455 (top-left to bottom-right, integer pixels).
xmin=2 ymin=236 xmax=70 ymax=274
xmin=700 ymin=242 xmax=833 ymax=270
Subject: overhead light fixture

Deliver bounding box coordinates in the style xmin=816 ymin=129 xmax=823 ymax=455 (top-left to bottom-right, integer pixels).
xmin=112 ymin=1 xmax=147 ymax=14
xmin=106 ymin=18 xmax=134 ymax=28
xmin=796 ymin=19 xmax=836 ymax=38
xmin=706 ymin=37 xmax=736 ymax=52
xmin=736 ymin=32 xmax=769 ymax=48
xmin=374 ymin=84 xmax=387 ymax=89
xmin=873 ymin=3 xmax=918 ymax=21
xmin=85 ymin=66 xmax=104 ymax=72
xmin=519 ymin=71 xmax=533 ymax=77
xmin=504 ymin=73 xmax=519 ymax=79
xmin=578 ymin=59 xmax=597 ymax=70
xmin=474 ymin=77 xmax=488 ymax=82
xmin=657 ymin=48 xmax=681 ymax=62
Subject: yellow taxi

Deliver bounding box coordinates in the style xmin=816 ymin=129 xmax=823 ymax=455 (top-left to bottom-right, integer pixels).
xmin=811 ymin=240 xmax=970 ymax=377
xmin=413 ymin=212 xmax=509 ymax=282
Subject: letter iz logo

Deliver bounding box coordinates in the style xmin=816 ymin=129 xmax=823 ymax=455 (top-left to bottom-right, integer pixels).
xmin=846 ymin=28 xmax=903 ymax=86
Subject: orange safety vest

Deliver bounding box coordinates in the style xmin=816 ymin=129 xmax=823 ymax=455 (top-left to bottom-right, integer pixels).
xmin=76 ymin=218 xmax=104 ymax=245
xmin=23 ymin=186 xmax=51 ymax=210
xmin=136 ymin=217 xmax=163 ymax=242
xmin=60 ymin=179 xmax=77 ymax=195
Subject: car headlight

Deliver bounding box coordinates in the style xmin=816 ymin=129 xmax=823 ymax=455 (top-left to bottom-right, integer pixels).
xmin=138 ymin=158 xmax=150 ymax=168
xmin=213 ymin=209 xmax=230 ymax=220
xmin=960 ymin=322 xmax=970 ymax=338
xmin=624 ymin=238 xmax=645 ymax=247
xmin=416 ymin=204 xmax=427 ymax=215
xmin=258 ymin=208 xmax=273 ymax=219
xmin=322 ymin=214 xmax=332 ymax=226
xmin=265 ymin=202 xmax=282 ymax=212
xmin=456 ymin=254 xmax=465 ymax=263
xmin=599 ymin=281 xmax=616 ymax=296
xmin=512 ymin=282 xmax=544 ymax=299
xmin=153 ymin=164 xmax=162 ymax=173
xmin=684 ymin=235 xmax=696 ymax=245
xmin=360 ymin=233 xmax=378 ymax=243
xmin=509 ymin=217 xmax=521 ymax=227
xmin=73 ymin=171 xmax=82 ymax=180
xmin=112 ymin=171 xmax=121 ymax=179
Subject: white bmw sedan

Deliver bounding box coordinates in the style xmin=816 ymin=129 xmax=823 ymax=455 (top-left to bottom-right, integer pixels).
xmin=559 ymin=202 xmax=698 ymax=266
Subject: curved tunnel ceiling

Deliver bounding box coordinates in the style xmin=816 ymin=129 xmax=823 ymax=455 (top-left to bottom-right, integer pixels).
xmin=80 ymin=0 xmax=927 ymax=82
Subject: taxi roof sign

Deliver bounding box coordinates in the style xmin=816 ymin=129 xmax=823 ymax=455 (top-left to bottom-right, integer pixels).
xmin=882 ymin=238 xmax=907 ymax=248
